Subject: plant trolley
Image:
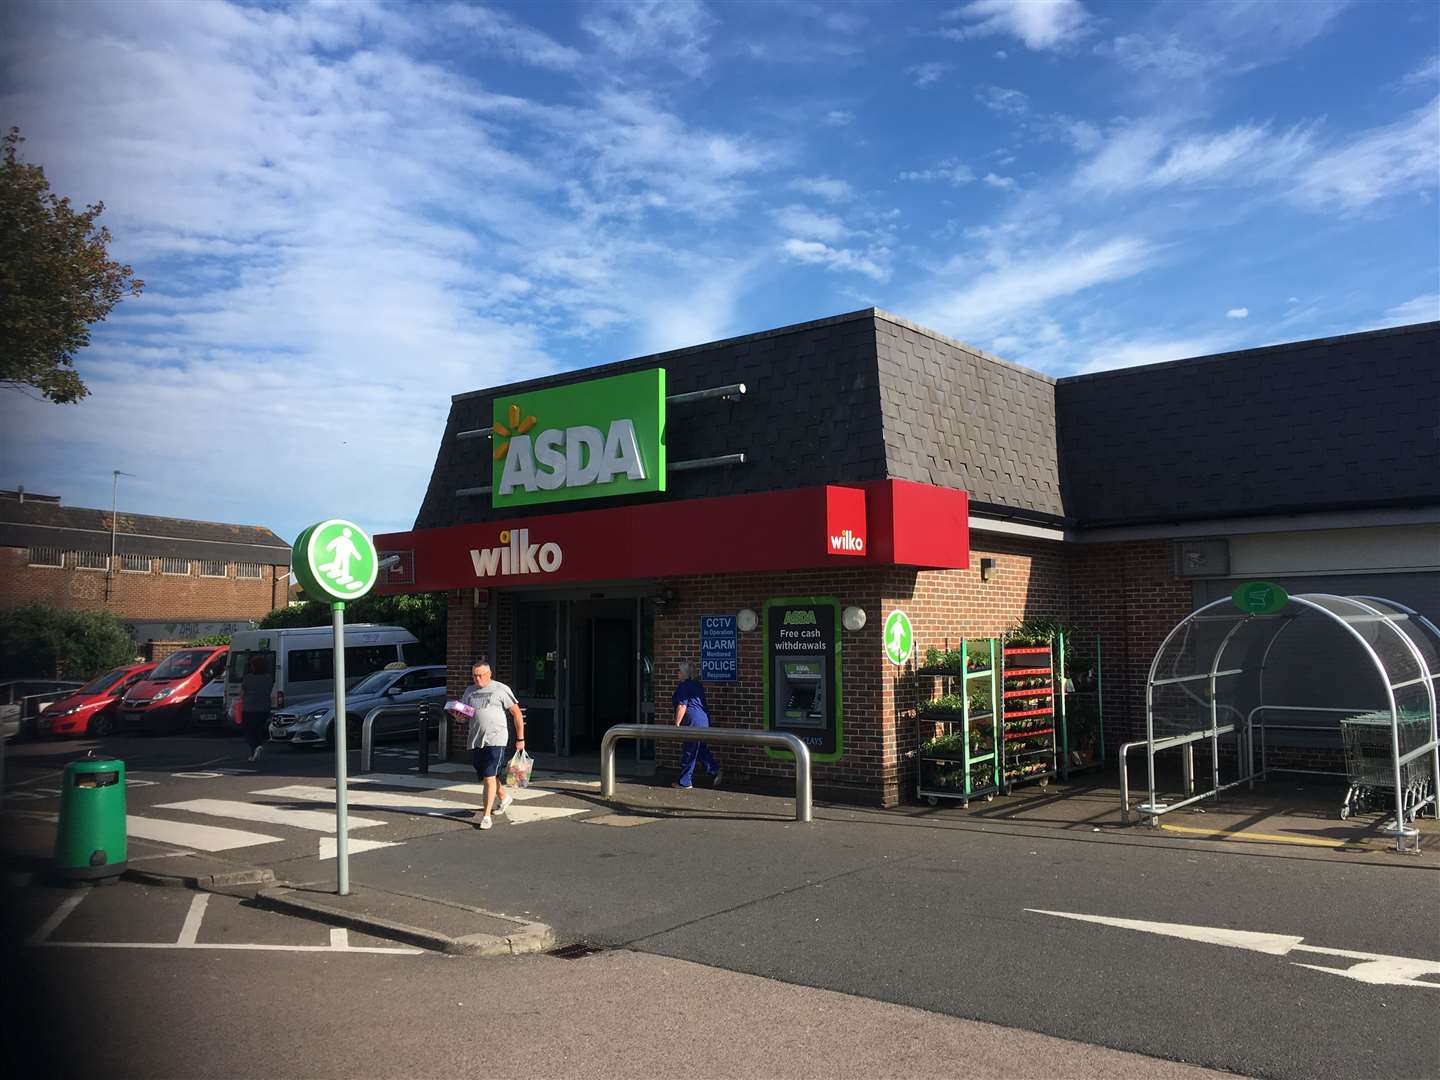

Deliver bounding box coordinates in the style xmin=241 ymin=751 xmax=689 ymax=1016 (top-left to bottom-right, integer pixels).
xmin=916 ymin=639 xmax=1000 ymax=807
xmin=1000 ymin=640 xmax=1058 ymax=792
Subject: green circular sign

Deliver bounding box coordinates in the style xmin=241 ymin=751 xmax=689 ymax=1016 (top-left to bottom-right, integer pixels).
xmin=1232 ymin=580 xmax=1289 ymax=615
xmin=883 ymin=610 xmax=914 ymax=666
xmin=292 ymin=518 xmax=378 ymax=602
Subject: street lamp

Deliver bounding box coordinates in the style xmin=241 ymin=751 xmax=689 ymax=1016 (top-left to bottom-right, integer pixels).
xmin=106 ymin=469 xmax=135 ymax=603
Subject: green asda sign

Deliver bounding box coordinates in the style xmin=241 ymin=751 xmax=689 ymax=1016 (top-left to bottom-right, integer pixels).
xmin=492 ymin=368 xmax=667 ymax=509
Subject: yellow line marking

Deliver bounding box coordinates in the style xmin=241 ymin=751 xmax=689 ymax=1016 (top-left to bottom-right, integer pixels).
xmin=1159 ymin=823 xmax=1362 ymax=849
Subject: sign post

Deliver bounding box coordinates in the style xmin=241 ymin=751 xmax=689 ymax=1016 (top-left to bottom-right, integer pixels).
xmin=292 ymin=518 xmax=379 ymax=896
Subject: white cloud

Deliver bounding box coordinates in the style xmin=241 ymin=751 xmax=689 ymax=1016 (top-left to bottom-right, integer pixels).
xmin=1073 ymin=120 xmax=1314 ymax=194
xmin=789 ymin=176 xmax=853 ymax=202
xmin=1379 ymin=295 xmax=1440 ymax=326
xmin=899 ymin=159 xmax=976 ymax=185
xmin=773 ymin=205 xmax=846 ymax=242
xmin=995 ymin=50 xmax=1008 ymax=61
xmin=581 ymin=0 xmax=715 ymax=75
xmin=908 ymin=62 xmax=951 ymax=88
xmin=1293 ymin=98 xmax=1440 ymax=211
xmin=1075 ymin=334 xmax=1229 ymax=374
xmin=943 ymin=0 xmax=1090 ymax=52
xmin=780 ymin=239 xmax=889 ymax=282
xmin=976 ymin=84 xmax=1029 ymax=115
xmin=910 ymin=234 xmax=1156 ymax=339
xmin=983 ymin=173 xmax=1017 ymax=190
xmin=823 ymin=109 xmax=855 ymax=127
xmin=442 ymin=3 xmax=581 ymax=70
xmin=1402 ymin=54 xmax=1440 ymax=89
xmin=1226 ymin=307 xmax=1249 ymax=319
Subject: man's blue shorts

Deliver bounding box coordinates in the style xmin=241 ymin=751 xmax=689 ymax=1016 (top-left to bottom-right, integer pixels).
xmin=472 ymin=745 xmax=506 ymax=780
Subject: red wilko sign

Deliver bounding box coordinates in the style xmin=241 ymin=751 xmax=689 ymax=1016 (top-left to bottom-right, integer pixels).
xmin=825 ymin=485 xmax=867 ymax=557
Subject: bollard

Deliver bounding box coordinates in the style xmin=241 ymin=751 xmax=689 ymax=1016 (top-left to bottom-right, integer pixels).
xmin=417 ymin=702 xmax=430 ymax=775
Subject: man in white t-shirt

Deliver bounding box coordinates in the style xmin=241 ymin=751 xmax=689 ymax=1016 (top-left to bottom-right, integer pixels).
xmin=460 ymin=660 xmax=526 ymax=831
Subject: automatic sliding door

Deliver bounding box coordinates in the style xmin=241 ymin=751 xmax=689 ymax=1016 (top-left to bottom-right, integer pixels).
xmin=514 ymin=599 xmax=562 ymax=755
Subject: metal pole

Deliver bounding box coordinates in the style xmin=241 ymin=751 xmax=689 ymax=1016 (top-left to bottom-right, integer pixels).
xmin=332 ymin=602 xmax=349 ymax=896
xmin=418 ymin=702 xmax=430 ymax=775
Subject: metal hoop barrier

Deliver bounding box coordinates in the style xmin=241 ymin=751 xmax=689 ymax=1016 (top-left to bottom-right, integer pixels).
xmin=600 ymin=724 xmax=813 ymax=823
xmin=359 ymin=704 xmax=447 ymax=775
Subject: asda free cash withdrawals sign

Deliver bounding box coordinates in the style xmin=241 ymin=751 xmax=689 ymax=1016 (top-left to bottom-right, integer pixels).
xmin=491 ymin=368 xmax=667 ymax=509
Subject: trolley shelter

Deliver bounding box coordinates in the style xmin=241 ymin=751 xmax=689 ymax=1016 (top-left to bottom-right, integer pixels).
xmin=1135 ymin=590 xmax=1440 ymax=851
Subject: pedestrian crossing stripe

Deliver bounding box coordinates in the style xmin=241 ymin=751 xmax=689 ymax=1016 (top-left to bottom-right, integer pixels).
xmin=350 ymin=774 xmax=551 ymax=800
xmin=127 ymin=815 xmax=281 ymax=852
xmin=156 ymin=799 xmax=387 ymax=833
xmin=255 ymin=784 xmax=588 ymax=825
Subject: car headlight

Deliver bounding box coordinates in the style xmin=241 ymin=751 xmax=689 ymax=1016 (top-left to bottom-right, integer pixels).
xmin=306 ymin=709 xmax=329 ymax=721
xmin=151 ymin=687 xmax=176 ymax=702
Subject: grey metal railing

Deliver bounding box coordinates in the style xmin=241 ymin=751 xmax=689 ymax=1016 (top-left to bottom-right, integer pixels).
xmin=600 ymin=724 xmax=813 ymax=823
xmin=359 ymin=703 xmax=447 ymax=774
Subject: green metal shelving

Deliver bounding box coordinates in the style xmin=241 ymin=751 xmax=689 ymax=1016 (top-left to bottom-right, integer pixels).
xmin=915 ymin=639 xmax=1000 ymax=807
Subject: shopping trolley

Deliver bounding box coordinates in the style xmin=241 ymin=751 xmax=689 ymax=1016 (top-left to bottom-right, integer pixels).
xmin=1339 ymin=710 xmax=1434 ymax=822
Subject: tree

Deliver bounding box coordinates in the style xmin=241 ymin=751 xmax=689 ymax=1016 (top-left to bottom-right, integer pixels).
xmin=258 ymin=592 xmax=447 ymax=664
xmin=0 ymin=605 xmax=135 ymax=680
xmin=0 ymin=127 xmax=143 ymax=404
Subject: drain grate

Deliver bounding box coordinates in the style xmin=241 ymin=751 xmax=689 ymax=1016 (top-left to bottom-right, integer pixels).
xmin=547 ymin=941 xmax=606 ymax=960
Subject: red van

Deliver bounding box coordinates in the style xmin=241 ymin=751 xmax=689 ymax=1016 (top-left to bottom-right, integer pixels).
xmin=119 ymin=646 xmax=229 ymax=734
xmin=40 ymin=662 xmax=157 ymax=738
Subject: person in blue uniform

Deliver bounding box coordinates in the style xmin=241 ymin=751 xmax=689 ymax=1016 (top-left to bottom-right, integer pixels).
xmin=672 ymin=661 xmax=722 ymax=789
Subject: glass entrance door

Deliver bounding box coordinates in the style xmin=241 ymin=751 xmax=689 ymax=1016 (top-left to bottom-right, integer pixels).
xmin=513 ymin=599 xmax=567 ymax=755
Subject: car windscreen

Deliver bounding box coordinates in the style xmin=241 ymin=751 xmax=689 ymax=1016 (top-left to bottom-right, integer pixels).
xmin=152 ymin=650 xmax=209 ymax=680
xmin=78 ymin=668 xmax=130 ymax=696
xmin=351 ymin=670 xmax=396 ymax=696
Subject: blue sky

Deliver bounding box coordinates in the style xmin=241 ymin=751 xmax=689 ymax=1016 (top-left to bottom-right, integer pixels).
xmin=2 ymin=0 xmax=1436 ymax=544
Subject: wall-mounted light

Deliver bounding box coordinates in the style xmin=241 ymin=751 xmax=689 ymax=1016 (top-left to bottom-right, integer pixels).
xmin=737 ymin=608 xmax=759 ymax=632
xmin=653 ymin=588 xmax=675 ymax=617
xmin=842 ymin=606 xmax=867 ymax=632
xmin=980 ymin=557 xmax=997 ymax=582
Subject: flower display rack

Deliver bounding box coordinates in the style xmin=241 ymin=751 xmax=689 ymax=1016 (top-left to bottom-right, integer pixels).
xmin=916 ymin=638 xmax=1000 ymax=807
xmin=1000 ymin=642 xmax=1058 ymax=792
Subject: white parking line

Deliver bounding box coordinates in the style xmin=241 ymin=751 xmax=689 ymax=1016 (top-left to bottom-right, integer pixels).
xmin=127 ymin=815 xmax=282 ymax=852
xmin=177 ymin=893 xmax=209 ymax=945
xmin=35 ymin=940 xmax=423 ymax=955
xmin=157 ymin=799 xmax=386 ymax=833
xmin=29 ymin=893 xmax=87 ymax=944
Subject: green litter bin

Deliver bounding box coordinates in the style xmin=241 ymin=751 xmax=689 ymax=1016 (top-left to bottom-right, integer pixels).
xmin=54 ymin=756 xmax=127 ymax=881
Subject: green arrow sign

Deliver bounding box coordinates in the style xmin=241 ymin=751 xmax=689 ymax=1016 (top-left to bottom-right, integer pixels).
xmin=292 ymin=518 xmax=378 ymax=603
xmin=883 ymin=610 xmax=913 ymax=666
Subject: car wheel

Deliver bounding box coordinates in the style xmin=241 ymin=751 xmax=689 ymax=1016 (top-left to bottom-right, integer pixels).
xmin=89 ymin=712 xmax=116 ymax=738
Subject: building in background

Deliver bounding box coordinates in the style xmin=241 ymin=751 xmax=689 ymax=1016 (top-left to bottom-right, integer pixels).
xmin=0 ymin=489 xmax=292 ymax=654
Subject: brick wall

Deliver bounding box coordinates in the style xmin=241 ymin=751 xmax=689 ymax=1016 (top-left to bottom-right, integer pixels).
xmin=0 ymin=548 xmax=286 ymax=622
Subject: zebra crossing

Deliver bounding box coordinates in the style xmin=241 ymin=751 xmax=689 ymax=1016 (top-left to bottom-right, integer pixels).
xmin=5 ymin=769 xmax=599 ymax=860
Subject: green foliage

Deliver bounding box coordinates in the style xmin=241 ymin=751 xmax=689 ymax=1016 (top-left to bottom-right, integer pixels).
xmin=0 ymin=128 xmax=143 ymax=404
xmin=185 ymin=633 xmax=232 ymax=647
xmin=921 ymin=641 xmax=993 ymax=673
xmin=258 ymin=592 xmax=446 ymax=664
xmin=0 ymin=604 xmax=134 ymax=680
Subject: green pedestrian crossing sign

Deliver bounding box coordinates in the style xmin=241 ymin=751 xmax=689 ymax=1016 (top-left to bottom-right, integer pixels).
xmin=292 ymin=518 xmax=378 ymax=603
xmin=883 ymin=610 xmax=913 ymax=666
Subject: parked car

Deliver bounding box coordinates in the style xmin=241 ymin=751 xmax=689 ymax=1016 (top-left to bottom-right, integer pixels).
xmin=268 ymin=664 xmax=447 ymax=748
xmin=119 ymin=645 xmax=230 ymax=734
xmin=225 ymin=625 xmax=420 ymax=722
xmin=1 ymin=679 xmax=85 ymax=741
xmin=190 ymin=677 xmax=231 ymax=733
xmin=37 ymin=662 xmax=158 ymax=738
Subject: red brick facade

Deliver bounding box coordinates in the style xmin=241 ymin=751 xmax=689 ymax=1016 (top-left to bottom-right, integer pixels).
xmin=439 ymin=535 xmax=1199 ymax=806
xmin=0 ymin=548 xmax=288 ymax=622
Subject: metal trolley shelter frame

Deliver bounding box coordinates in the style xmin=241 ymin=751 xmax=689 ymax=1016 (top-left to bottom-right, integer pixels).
xmin=1131 ymin=593 xmax=1440 ymax=852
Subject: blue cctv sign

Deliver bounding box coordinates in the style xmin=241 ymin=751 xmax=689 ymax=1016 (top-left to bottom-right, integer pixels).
xmin=700 ymin=615 xmax=738 ymax=682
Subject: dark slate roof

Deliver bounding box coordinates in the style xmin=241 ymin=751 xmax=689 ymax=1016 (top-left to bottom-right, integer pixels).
xmin=0 ymin=500 xmax=292 ymax=565
xmin=415 ymin=310 xmax=890 ymax=528
xmin=875 ymin=312 xmax=1063 ymax=521
xmin=1055 ymin=322 xmax=1440 ymax=526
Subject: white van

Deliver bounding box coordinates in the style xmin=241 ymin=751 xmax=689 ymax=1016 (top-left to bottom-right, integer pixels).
xmin=223 ymin=624 xmax=421 ymax=719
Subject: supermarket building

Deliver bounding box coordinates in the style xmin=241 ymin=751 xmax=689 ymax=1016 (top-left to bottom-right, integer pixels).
xmin=375 ymin=310 xmax=1439 ymax=806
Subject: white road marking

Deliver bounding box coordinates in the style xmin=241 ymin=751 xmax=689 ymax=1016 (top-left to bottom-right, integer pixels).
xmin=29 ymin=893 xmax=87 ymax=944
xmin=330 ymin=928 xmax=348 ymax=948
xmin=157 ymin=799 xmax=386 ymax=833
xmin=1027 ymin=909 xmax=1440 ymax=990
xmin=35 ymin=787 xmax=62 ymax=796
xmin=505 ymin=804 xmax=589 ymax=824
xmin=4 ymin=790 xmax=46 ymax=801
xmin=352 ymin=774 xmax=548 ymax=800
xmin=319 ymin=837 xmax=402 ymax=859
xmin=256 ymin=785 xmax=480 ymax=815
xmin=127 ymin=815 xmax=282 ymax=852
xmin=177 ymin=893 xmax=209 ymax=945
xmin=125 ymin=779 xmax=158 ymax=787
xmin=34 ymin=940 xmax=422 ymax=955
xmin=171 ymin=771 xmax=224 ymax=779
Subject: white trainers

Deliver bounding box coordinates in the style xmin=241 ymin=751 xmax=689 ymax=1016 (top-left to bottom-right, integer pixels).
xmin=479 ymin=815 xmax=493 ymax=830
xmin=497 ymin=794 xmax=514 ymax=815
xmin=249 ymin=746 xmax=263 ymax=763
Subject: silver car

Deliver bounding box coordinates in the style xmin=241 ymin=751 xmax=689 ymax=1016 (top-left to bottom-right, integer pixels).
xmin=268 ymin=665 xmax=448 ymax=748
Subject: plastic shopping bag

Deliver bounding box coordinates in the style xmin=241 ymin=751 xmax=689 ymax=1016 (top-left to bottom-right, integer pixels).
xmin=444 ymin=699 xmax=475 ymax=718
xmin=504 ymin=748 xmax=534 ymax=788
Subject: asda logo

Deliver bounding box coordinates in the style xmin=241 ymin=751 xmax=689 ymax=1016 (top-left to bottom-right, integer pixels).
xmin=783 ymin=610 xmax=817 ymax=626
xmin=470 ymin=529 xmax=562 ymax=578
xmin=491 ymin=369 xmax=666 ymax=509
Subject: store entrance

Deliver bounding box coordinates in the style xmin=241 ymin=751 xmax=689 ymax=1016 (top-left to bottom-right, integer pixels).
xmin=511 ymin=592 xmax=657 ymax=761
